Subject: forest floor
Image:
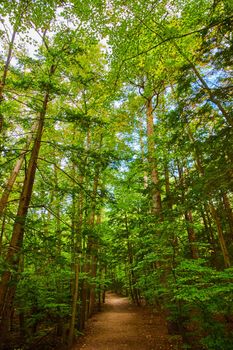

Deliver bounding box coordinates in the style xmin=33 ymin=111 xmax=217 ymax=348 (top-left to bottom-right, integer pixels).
xmin=73 ymin=292 xmax=182 ymax=350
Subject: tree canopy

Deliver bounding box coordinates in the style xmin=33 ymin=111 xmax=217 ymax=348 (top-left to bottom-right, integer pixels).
xmin=0 ymin=1 xmax=233 ymax=349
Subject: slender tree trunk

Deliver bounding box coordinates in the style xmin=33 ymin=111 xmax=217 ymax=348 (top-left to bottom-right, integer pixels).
xmin=222 ymin=192 xmax=233 ymax=239
xmin=0 ymin=28 xmax=18 ymax=132
xmin=84 ymin=133 xmax=102 ymax=318
xmin=184 ymin=211 xmax=199 ymax=259
xmin=77 ymin=130 xmax=92 ymax=331
xmin=146 ymin=96 xmax=162 ymax=215
xmin=177 ymin=162 xmax=199 ymax=259
xmin=0 ymin=122 xmax=38 ymax=218
xmin=79 ymin=261 xmax=88 ymax=330
xmin=138 ymin=114 xmax=148 ymax=188
xmin=0 ymin=62 xmax=54 ymax=337
xmin=125 ymin=214 xmax=140 ymax=305
xmin=185 ymin=122 xmax=231 ymax=267
xmin=0 ymin=0 xmax=30 ymax=131
xmin=185 ymin=211 xmax=199 ymax=259
xmin=68 ymin=263 xmax=79 ymax=348
xmin=69 ymin=128 xmax=84 ymax=337
xmin=86 ymin=168 xmax=100 ymax=318
xmin=53 ymin=163 xmax=64 ymax=337
xmin=0 ymin=212 xmax=6 ymax=255
xmin=200 ymin=206 xmax=216 ymax=251
xmin=209 ymin=203 xmax=231 ymax=268
xmin=89 ymin=213 xmax=101 ymax=317
xmin=88 ymin=255 xmax=97 ymax=316
xmin=164 ymin=161 xmax=173 ymax=210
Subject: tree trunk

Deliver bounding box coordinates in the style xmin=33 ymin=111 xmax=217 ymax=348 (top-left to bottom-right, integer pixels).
xmin=88 ymin=255 xmax=97 ymax=317
xmin=139 ymin=114 xmax=148 ymax=188
xmin=184 ymin=118 xmax=231 ymax=267
xmin=0 ymin=28 xmax=18 ymax=132
xmin=200 ymin=206 xmax=217 ymax=251
xmin=85 ymin=133 xmax=102 ymax=318
xmin=0 ymin=0 xmax=29 ymax=131
xmin=86 ymin=170 xmax=100 ymax=318
xmin=0 ymin=76 xmax=52 ymax=339
xmin=146 ymin=96 xmax=162 ymax=215
xmin=177 ymin=162 xmax=199 ymax=259
xmin=79 ymin=262 xmax=88 ymax=331
xmin=0 ymin=212 xmax=6 ymax=255
xmin=69 ymin=129 xmax=85 ymax=337
xmin=0 ymin=122 xmax=38 ymax=219
xmin=222 ymin=192 xmax=233 ymax=239
xmin=164 ymin=161 xmax=173 ymax=210
xmin=209 ymin=203 xmax=231 ymax=268
xmin=184 ymin=211 xmax=199 ymax=259
xmin=68 ymin=263 xmax=79 ymax=348
xmin=125 ymin=214 xmax=140 ymax=305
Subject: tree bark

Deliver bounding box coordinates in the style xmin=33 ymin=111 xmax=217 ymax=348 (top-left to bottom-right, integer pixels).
xmin=222 ymin=192 xmax=233 ymax=239
xmin=79 ymin=262 xmax=88 ymax=331
xmin=86 ymin=168 xmax=100 ymax=318
xmin=68 ymin=263 xmax=79 ymax=348
xmin=184 ymin=211 xmax=199 ymax=259
xmin=0 ymin=61 xmax=55 ymax=337
xmin=209 ymin=202 xmax=231 ymax=268
xmin=0 ymin=28 xmax=18 ymax=132
xmin=0 ymin=122 xmax=38 ymax=219
xmin=138 ymin=114 xmax=148 ymax=188
xmin=146 ymin=96 xmax=162 ymax=215
xmin=185 ymin=123 xmax=231 ymax=266
xmin=125 ymin=214 xmax=140 ymax=305
xmin=164 ymin=161 xmax=173 ymax=210
xmin=0 ymin=210 xmax=6 ymax=253
xmin=177 ymin=162 xmax=199 ymax=259
xmin=0 ymin=0 xmax=29 ymax=132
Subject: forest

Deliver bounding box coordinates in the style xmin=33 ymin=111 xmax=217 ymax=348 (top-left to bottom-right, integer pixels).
xmin=0 ymin=0 xmax=233 ymax=349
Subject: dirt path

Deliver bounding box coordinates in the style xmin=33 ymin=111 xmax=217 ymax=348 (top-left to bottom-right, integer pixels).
xmin=73 ymin=292 xmax=182 ymax=350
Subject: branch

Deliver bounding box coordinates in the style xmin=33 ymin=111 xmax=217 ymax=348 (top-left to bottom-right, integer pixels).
xmin=120 ymin=15 xmax=233 ymax=63
xmin=0 ymin=17 xmax=11 ymax=44
xmin=29 ymin=204 xmax=73 ymax=230
xmin=152 ymin=92 xmax=160 ymax=113
xmin=38 ymin=157 xmax=95 ymax=199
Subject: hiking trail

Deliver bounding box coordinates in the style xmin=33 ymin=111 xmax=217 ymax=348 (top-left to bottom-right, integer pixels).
xmin=73 ymin=292 xmax=182 ymax=350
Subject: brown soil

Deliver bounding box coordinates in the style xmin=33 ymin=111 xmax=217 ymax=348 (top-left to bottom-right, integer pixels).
xmin=73 ymin=292 xmax=182 ymax=350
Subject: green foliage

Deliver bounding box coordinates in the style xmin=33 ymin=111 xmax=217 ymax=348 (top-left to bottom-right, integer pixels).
xmin=173 ymin=260 xmax=233 ymax=305
xmin=16 ymin=270 xmax=71 ymax=327
xmin=0 ymin=1 xmax=232 ymax=349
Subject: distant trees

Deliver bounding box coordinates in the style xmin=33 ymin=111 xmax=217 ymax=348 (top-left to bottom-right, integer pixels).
xmin=102 ymin=0 xmax=233 ymax=348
